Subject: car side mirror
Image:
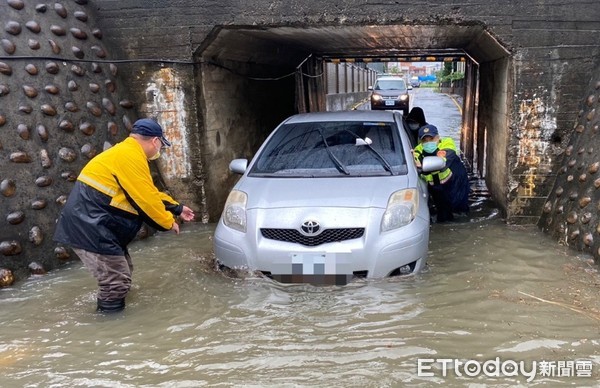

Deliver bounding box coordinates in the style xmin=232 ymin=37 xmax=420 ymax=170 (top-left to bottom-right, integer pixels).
xmin=229 ymin=159 xmax=248 ymax=174
xmin=408 ymin=85 xmax=413 ymax=90
xmin=368 ymin=86 xmax=373 ymax=91
xmin=421 ymin=156 xmax=446 ymax=173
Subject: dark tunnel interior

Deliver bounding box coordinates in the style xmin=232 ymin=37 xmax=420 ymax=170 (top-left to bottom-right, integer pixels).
xmin=195 ymin=24 xmax=511 ymax=220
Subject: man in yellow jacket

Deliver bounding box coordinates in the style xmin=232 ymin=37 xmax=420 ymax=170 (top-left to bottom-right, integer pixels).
xmin=54 ymin=118 xmax=195 ymax=312
xmin=413 ymin=124 xmax=470 ymax=222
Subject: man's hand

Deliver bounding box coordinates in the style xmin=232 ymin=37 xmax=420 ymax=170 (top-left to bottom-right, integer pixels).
xmin=171 ymin=222 xmax=180 ymax=234
xmin=180 ymin=206 xmax=195 ymax=222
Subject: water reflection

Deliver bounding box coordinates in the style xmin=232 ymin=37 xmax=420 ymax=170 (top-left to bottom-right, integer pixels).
xmin=1 ymin=218 xmax=599 ymax=386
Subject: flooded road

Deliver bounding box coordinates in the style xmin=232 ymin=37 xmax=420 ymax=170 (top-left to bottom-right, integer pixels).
xmin=1 ymin=89 xmax=598 ymax=387
xmin=1 ymin=217 xmax=599 ymax=387
xmin=410 ymin=87 xmax=463 ymax=145
xmin=359 ymin=87 xmax=463 ymax=145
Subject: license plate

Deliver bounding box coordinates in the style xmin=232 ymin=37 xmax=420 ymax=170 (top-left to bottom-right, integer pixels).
xmin=271 ymin=253 xmax=352 ymax=285
xmin=385 ymin=100 xmax=395 ymax=106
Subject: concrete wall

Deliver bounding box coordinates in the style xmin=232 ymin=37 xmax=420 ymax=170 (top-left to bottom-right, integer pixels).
xmin=479 ymin=59 xmax=511 ymax=219
xmin=86 ymin=0 xmax=600 ymax=226
xmin=326 ymin=92 xmax=370 ymax=111
xmin=459 ymin=61 xmax=478 ymax=169
xmin=198 ymin=62 xmax=295 ymax=221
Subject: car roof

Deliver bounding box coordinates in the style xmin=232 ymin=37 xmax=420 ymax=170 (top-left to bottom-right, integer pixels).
xmin=283 ymin=110 xmax=401 ymax=124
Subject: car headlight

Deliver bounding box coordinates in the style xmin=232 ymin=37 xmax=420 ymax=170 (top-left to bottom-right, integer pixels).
xmin=371 ymin=94 xmax=382 ymax=102
xmin=399 ymin=94 xmax=409 ymax=101
xmin=223 ymin=190 xmax=247 ymax=232
xmin=380 ymin=189 xmax=418 ymax=232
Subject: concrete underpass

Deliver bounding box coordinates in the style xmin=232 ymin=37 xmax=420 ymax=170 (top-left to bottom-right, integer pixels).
xmin=1 ymin=0 xmax=599 ymax=281
xmin=197 ymin=24 xmax=510 ymax=222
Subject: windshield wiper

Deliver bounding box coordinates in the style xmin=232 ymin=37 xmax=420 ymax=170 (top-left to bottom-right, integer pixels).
xmin=342 ymin=129 xmax=394 ymax=175
xmin=317 ymin=128 xmax=350 ymax=175
xmin=365 ymin=143 xmax=394 ymax=175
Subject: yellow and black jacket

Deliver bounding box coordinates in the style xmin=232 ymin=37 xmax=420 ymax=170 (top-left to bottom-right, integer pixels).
xmin=413 ymin=137 xmax=457 ymax=185
xmin=54 ymin=137 xmax=182 ymax=256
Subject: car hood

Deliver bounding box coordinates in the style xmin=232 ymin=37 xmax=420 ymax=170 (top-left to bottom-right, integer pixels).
xmin=373 ymin=89 xmax=408 ymax=97
xmin=237 ymin=176 xmax=412 ymax=209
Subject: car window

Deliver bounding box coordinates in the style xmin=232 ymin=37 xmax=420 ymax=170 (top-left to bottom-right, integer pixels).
xmin=250 ymin=121 xmax=408 ymax=177
xmin=374 ymin=79 xmax=407 ymax=91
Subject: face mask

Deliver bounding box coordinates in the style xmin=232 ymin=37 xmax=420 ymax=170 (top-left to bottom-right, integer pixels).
xmin=407 ymin=120 xmax=420 ymax=131
xmin=422 ymin=141 xmax=438 ymax=154
xmin=148 ymin=138 xmax=161 ymax=161
xmin=148 ymin=151 xmax=161 ymax=161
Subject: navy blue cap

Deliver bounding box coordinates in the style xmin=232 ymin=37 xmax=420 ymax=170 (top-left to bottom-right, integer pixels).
xmin=418 ymin=124 xmax=439 ymax=140
xmin=131 ymin=118 xmax=171 ymax=147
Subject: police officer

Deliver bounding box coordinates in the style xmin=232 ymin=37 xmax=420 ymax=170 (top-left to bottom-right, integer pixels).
xmin=413 ymin=124 xmax=470 ymax=222
xmin=54 ymin=118 xmax=195 ymax=312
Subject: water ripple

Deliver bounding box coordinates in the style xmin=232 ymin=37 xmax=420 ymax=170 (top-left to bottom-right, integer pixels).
xmin=0 ymin=222 xmax=599 ymax=386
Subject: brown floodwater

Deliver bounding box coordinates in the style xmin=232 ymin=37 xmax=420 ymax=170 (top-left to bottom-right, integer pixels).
xmin=1 ymin=207 xmax=599 ymax=387
xmin=1 ymin=88 xmax=597 ymax=387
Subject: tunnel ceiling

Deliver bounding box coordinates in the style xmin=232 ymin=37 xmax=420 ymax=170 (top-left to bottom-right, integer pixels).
xmin=199 ymin=24 xmax=510 ymax=67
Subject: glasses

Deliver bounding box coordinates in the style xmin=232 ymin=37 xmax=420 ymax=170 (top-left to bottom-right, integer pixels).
xmin=154 ymin=137 xmax=167 ymax=150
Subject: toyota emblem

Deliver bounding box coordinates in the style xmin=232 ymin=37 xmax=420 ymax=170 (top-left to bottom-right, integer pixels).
xmin=301 ymin=220 xmax=320 ymax=235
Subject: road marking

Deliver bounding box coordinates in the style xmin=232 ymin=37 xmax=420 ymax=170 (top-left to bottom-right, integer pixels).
xmin=445 ymin=93 xmax=463 ymax=116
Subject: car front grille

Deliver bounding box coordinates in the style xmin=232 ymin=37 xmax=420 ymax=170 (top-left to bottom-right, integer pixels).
xmin=261 ymin=228 xmax=365 ymax=247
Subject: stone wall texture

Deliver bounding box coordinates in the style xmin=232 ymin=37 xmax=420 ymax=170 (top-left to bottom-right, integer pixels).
xmin=539 ymin=63 xmax=600 ymax=260
xmin=0 ymin=0 xmax=139 ymax=283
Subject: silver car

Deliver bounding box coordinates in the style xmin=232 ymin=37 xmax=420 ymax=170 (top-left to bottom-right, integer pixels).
xmin=213 ymin=110 xmax=445 ymax=285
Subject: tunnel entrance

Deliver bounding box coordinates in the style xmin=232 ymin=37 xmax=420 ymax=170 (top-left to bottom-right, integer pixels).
xmin=195 ymin=24 xmax=511 ymax=221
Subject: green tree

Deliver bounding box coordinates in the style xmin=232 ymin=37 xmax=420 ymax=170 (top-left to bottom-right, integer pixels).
xmin=436 ymin=62 xmax=464 ymax=83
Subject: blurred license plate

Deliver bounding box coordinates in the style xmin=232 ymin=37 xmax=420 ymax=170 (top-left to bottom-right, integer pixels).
xmin=271 ymin=253 xmax=352 ymax=285
xmin=385 ymin=100 xmax=395 ymax=106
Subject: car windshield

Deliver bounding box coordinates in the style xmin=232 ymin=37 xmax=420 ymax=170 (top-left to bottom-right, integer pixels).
xmin=249 ymin=120 xmax=408 ymax=177
xmin=374 ymin=79 xmax=406 ymax=90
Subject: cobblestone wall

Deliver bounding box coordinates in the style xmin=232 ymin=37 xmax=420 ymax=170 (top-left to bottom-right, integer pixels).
xmin=539 ymin=65 xmax=600 ymax=263
xmin=0 ymin=0 xmax=139 ymax=283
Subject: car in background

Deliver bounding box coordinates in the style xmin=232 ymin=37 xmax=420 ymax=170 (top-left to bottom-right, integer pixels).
xmin=410 ymin=77 xmax=421 ymax=88
xmin=369 ymin=76 xmax=410 ymax=115
xmin=213 ymin=110 xmax=446 ymax=285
